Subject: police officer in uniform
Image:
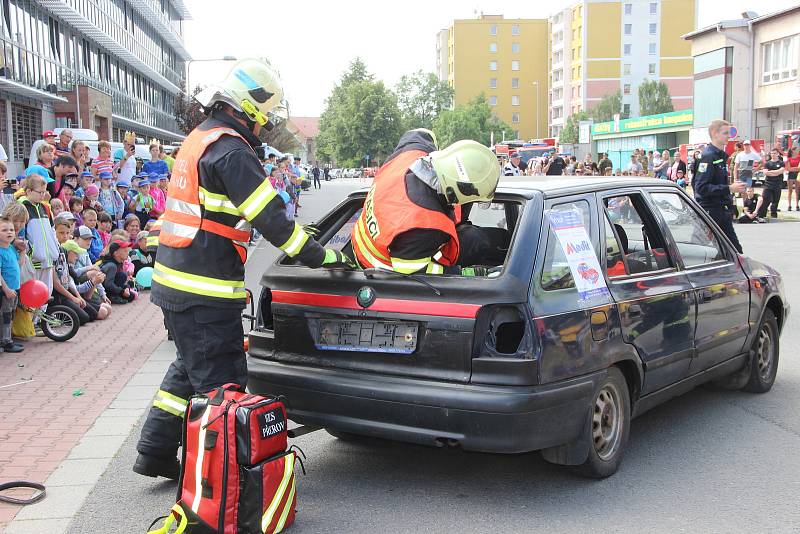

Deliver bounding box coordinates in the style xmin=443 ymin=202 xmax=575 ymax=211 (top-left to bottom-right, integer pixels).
xmin=692 ymin=119 xmax=746 ymax=253
xmin=134 ymin=59 xmax=353 ymax=479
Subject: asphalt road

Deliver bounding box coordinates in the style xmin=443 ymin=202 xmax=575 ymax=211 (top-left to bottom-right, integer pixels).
xmin=68 ymin=180 xmax=800 ymax=533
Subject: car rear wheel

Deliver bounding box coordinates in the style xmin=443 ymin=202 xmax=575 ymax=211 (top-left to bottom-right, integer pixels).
xmin=572 ymin=366 xmax=630 ymax=479
xmin=743 ymin=309 xmax=779 ymax=393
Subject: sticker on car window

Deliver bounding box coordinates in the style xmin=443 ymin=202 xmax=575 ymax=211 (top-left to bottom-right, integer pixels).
xmin=328 ymin=208 xmax=362 ymax=251
xmin=548 ymin=209 xmax=610 ymax=301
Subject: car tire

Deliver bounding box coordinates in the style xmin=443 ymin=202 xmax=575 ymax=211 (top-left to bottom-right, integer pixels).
xmin=571 ymin=366 xmax=630 ymax=479
xmin=742 ymin=308 xmax=779 ymax=393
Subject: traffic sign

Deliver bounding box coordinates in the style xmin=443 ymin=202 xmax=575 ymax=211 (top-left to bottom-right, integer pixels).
xmin=730 ymin=125 xmax=738 ymax=138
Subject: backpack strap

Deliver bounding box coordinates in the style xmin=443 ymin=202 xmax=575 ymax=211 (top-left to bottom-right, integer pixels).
xmin=147 ymin=504 xmax=188 ymax=534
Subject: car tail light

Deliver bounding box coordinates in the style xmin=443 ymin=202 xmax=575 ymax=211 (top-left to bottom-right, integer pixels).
xmin=473 ymin=304 xmax=535 ymax=359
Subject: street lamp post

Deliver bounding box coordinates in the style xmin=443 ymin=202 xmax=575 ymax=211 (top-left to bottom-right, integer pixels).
xmin=532 ymin=81 xmax=540 ymax=139
xmin=185 ymin=56 xmax=237 ymax=95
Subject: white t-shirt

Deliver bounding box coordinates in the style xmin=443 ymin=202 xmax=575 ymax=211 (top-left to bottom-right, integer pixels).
xmin=114 ymin=147 xmax=138 ymax=182
xmin=735 ymin=151 xmax=762 ymax=180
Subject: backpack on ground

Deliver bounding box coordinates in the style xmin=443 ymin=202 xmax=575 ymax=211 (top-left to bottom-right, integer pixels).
xmin=148 ymin=384 xmax=299 ymax=534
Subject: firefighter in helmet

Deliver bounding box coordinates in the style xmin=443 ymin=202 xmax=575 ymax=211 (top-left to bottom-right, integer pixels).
xmin=134 ymin=58 xmax=353 ymax=479
xmin=351 ymin=129 xmax=501 ymax=275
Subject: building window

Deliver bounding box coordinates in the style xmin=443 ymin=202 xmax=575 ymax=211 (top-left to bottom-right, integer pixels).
xmin=490 ymin=24 xmax=497 ymax=36
xmin=623 ymin=84 xmax=631 ymax=95
xmin=650 ymin=2 xmax=657 ymax=14
xmin=624 ymin=3 xmax=632 ymax=15
xmin=553 ymin=87 xmax=562 ymax=100
xmin=11 ymin=103 xmax=41 ymax=161
xmin=648 ymin=63 xmax=656 ymax=74
xmin=512 ymin=95 xmax=520 ymax=106
xmin=490 ymin=77 xmax=497 ymax=89
xmin=624 ymin=44 xmax=631 ymax=55
xmin=511 ymin=77 xmax=519 ymax=88
xmin=553 ymin=106 xmax=563 ymax=119
xmin=489 ymin=95 xmax=497 ymax=106
xmin=555 ymin=50 xmax=563 ymax=63
xmin=762 ymin=36 xmax=798 ymax=83
xmin=623 ymin=64 xmax=631 ymax=75
xmin=512 ymin=60 xmax=520 ymax=71
xmin=649 ymin=42 xmax=657 ymax=55
xmin=512 ymin=42 xmax=520 ymax=53
xmin=512 ymin=113 xmax=520 ymax=123
xmin=624 ymin=24 xmax=632 ymax=35
xmin=490 ymin=61 xmax=497 ymax=71
xmin=512 ymin=24 xmax=519 ymax=35
xmin=623 ymin=103 xmax=631 ymax=115
xmin=489 ymin=42 xmax=497 ymax=53
xmin=553 ymin=69 xmax=562 ymax=82
xmin=649 ymin=23 xmax=657 ymax=35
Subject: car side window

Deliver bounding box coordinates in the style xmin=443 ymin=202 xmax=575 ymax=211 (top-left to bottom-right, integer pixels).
xmin=649 ymin=192 xmax=725 ymax=268
xmin=602 ymin=193 xmax=672 ymax=275
xmin=541 ymin=200 xmax=592 ymax=290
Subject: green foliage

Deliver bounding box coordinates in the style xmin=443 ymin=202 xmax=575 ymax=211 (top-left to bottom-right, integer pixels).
xmin=432 ymin=94 xmax=515 ymax=147
xmin=638 ymin=79 xmax=674 ymax=116
xmin=317 ymin=58 xmax=404 ymax=167
xmin=395 ymin=71 xmax=454 ymax=130
xmin=591 ymin=90 xmax=626 ymax=122
xmin=559 ymin=111 xmax=590 ymax=144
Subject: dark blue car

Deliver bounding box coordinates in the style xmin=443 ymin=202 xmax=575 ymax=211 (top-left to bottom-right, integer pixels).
xmin=248 ymin=177 xmax=788 ymax=478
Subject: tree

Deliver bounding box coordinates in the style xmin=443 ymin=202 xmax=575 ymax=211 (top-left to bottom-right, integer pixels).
xmin=264 ymin=122 xmax=301 ymax=154
xmin=559 ymin=111 xmax=590 ymax=144
xmin=591 ymin=90 xmax=626 ymax=122
xmin=638 ymin=79 xmax=674 ymax=116
xmin=432 ymin=94 xmax=515 ymax=147
xmin=317 ymin=59 xmax=404 ymax=167
xmin=395 ymin=71 xmax=454 ymax=130
xmin=173 ymin=84 xmax=207 ymax=134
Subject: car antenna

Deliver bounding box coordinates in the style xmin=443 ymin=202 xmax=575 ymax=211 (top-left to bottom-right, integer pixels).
xmin=362 ymin=268 xmax=442 ymax=296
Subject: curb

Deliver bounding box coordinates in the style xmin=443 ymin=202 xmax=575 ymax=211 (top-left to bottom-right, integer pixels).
xmin=4 ymin=340 xmax=175 ymax=534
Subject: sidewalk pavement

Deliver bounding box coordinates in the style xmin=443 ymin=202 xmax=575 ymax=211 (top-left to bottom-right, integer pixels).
xmin=0 ymin=295 xmax=166 ymax=531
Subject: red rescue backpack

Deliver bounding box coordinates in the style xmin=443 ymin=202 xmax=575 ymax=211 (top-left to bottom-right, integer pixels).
xmin=148 ymin=384 xmax=301 ymax=534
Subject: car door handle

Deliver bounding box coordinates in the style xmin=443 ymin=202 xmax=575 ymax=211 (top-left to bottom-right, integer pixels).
xmin=628 ymin=304 xmax=642 ymax=317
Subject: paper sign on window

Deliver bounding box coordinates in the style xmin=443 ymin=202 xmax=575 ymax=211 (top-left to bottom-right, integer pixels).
xmin=548 ymin=209 xmax=610 ymax=301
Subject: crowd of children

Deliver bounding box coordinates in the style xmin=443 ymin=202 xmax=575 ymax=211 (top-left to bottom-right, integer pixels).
xmin=0 ymin=139 xmax=170 ymax=352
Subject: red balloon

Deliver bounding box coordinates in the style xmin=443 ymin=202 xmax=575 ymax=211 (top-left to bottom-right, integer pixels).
xmin=19 ymin=280 xmax=49 ymax=308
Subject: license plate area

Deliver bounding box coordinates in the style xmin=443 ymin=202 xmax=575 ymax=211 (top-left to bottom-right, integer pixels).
xmin=308 ymin=318 xmax=419 ymax=354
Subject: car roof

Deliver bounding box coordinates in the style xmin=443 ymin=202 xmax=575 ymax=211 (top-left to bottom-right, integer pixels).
xmin=349 ymin=176 xmax=682 ymax=200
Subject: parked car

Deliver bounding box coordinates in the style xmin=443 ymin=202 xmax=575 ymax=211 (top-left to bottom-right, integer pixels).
xmin=247 ymin=176 xmax=787 ymax=478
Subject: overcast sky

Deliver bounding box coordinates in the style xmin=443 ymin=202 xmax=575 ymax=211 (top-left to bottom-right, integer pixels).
xmin=184 ymin=0 xmax=797 ymax=117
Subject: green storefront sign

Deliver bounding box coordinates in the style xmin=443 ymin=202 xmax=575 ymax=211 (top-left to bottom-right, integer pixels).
xmin=591 ymin=110 xmax=694 ymax=136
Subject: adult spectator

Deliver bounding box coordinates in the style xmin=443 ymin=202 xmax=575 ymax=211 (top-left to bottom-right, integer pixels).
xmin=733 ymin=140 xmax=761 ymax=187
xmin=737 ymin=187 xmax=765 ymax=224
xmin=113 ymin=133 xmax=138 ymax=183
xmin=47 ymin=156 xmax=79 ymax=198
xmin=646 ymin=150 xmax=654 ymax=174
xmin=786 ymin=146 xmax=800 ymax=211
xmin=311 ymin=164 xmax=321 ymax=189
xmin=544 ymin=153 xmax=566 ymax=175
xmin=598 ymin=153 xmax=612 ymax=175
xmin=583 ymin=153 xmax=599 ymax=175
xmin=159 ymin=146 xmax=174 ymax=173
xmin=757 ymin=148 xmax=784 ymax=219
xmin=693 ymin=119 xmax=746 ymax=253
xmin=55 ymin=129 xmax=72 ymax=158
xmin=653 ymin=150 xmax=670 ymax=179
xmin=689 ymin=149 xmax=702 ymax=183
xmin=626 ymin=154 xmax=643 ymax=174
xmin=729 ymin=141 xmax=743 ymax=180
xmin=91 ymin=141 xmax=114 ymax=178
xmin=323 ymin=165 xmax=330 ymax=181
xmin=32 ymin=143 xmax=55 ymax=170
xmin=639 ymin=150 xmax=649 ymax=173
xmin=669 ymin=151 xmax=686 ymax=182
xmin=142 ymin=143 xmax=169 ymax=176
xmin=503 ymin=152 xmax=523 ymax=176
xmin=28 ymin=131 xmax=56 ymax=166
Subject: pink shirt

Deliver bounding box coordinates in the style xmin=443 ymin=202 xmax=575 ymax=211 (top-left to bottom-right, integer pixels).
xmin=150 ymin=186 xmax=166 ymax=215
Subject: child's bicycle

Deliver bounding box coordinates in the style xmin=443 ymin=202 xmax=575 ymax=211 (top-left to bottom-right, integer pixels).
xmin=21 ymin=301 xmax=81 ymax=342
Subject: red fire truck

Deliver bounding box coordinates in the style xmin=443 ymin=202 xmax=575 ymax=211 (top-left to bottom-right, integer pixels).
xmin=775 ymin=129 xmax=800 ymax=154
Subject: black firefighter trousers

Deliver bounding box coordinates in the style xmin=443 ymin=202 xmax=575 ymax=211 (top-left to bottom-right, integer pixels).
xmin=136 ymin=305 xmax=246 ymax=459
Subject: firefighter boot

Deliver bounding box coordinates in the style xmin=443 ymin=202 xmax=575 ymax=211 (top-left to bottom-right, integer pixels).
xmin=133 ymin=453 xmax=180 ymax=480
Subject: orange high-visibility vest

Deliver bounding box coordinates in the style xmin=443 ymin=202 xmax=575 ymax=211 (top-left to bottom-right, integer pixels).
xmin=160 ymin=127 xmax=252 ymax=262
xmin=351 ymin=149 xmax=460 ymax=270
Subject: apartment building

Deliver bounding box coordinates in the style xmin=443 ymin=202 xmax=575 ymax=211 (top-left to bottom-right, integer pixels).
xmin=548 ymin=0 xmax=696 ymax=137
xmin=438 ymin=15 xmax=549 ymax=140
xmin=0 ymin=0 xmax=190 ymax=171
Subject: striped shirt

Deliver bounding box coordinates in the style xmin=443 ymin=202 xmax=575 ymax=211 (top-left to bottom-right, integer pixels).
xmin=90 ymin=157 xmax=113 ymax=176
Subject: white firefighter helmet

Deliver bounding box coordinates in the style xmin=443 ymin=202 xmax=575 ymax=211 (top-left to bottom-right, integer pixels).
xmin=195 ymin=58 xmax=287 ymax=127
xmin=429 ymin=140 xmax=501 ymax=204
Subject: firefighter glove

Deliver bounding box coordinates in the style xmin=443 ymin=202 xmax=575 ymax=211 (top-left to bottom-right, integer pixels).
xmin=322 ymin=249 xmax=356 ymax=270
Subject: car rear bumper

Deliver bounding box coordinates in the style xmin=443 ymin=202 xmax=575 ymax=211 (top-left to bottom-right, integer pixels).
xmin=247 ymin=358 xmax=602 ymax=454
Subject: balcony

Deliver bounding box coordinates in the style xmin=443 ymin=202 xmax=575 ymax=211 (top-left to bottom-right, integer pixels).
xmin=128 ymin=0 xmax=192 ymax=61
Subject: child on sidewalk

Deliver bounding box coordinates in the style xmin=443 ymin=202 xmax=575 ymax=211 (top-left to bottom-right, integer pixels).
xmin=20 ymin=175 xmax=60 ymax=315
xmin=2 ymin=202 xmax=33 ymax=339
xmin=0 ymin=216 xmax=23 ymax=352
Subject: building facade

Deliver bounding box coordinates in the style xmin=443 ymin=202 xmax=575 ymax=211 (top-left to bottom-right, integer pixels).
xmin=0 ymin=0 xmax=190 ymax=172
xmin=439 ymin=15 xmax=549 ymax=141
xmin=548 ymin=0 xmax=696 ymax=138
xmin=685 ymin=7 xmax=800 ymax=148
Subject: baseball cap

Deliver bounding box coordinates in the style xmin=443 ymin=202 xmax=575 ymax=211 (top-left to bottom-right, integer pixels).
xmin=138 ymin=177 xmax=151 ymax=186
xmin=509 ymin=151 xmax=519 ymax=158
xmin=42 ymin=130 xmax=56 ymax=138
xmin=53 ymin=211 xmax=76 ymax=224
xmin=80 ymin=170 xmax=92 ymax=179
xmin=77 ymin=225 xmax=93 ymax=239
xmin=158 ymin=174 xmax=168 ymax=181
xmin=15 ymin=175 xmax=24 ymax=182
xmin=743 ymin=139 xmax=751 ymax=145
xmin=136 ymin=230 xmax=149 ymax=242
xmin=25 ymin=165 xmax=51 ymax=180
xmin=148 ymin=172 xmax=159 ymax=181
xmin=116 ymin=180 xmax=130 ymax=189
xmin=61 ymin=239 xmax=86 ymax=255
xmin=111 ymin=239 xmax=132 ymax=249
xmin=294 ymin=156 xmax=301 ymax=161
xmin=85 ymin=184 xmax=99 ymax=197
xmin=99 ymin=171 xmax=113 ymax=180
